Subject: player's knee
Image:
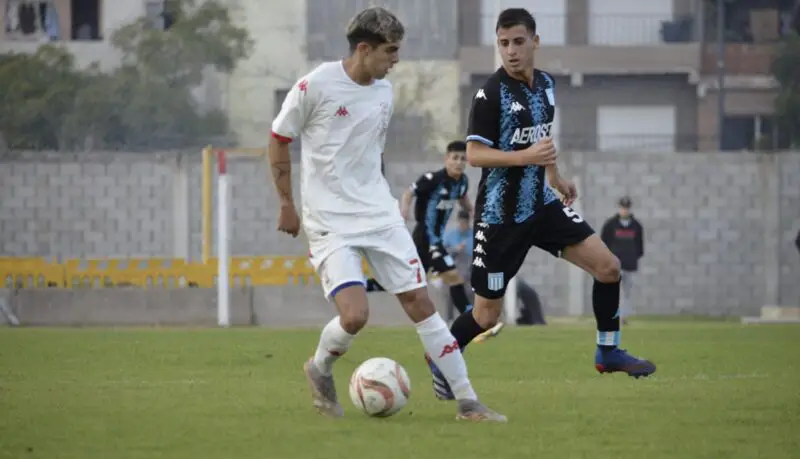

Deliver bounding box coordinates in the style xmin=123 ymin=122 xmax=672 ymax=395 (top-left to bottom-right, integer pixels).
xmin=596 ymin=255 xmax=621 ymax=283
xmin=396 ymin=287 xmax=436 ymax=323
xmin=339 ymin=306 xmax=369 ymax=333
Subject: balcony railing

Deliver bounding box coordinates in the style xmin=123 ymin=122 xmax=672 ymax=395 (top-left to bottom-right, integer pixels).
xmin=473 ymin=13 xmax=698 ymax=47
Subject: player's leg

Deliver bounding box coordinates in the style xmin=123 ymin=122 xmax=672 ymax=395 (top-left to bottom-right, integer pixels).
xmin=305 ymin=245 xmax=370 ymax=417
xmin=544 ymin=204 xmax=655 ymax=378
xmin=363 ymin=226 xmax=506 ymax=422
xmin=429 ymin=245 xmax=474 ymax=315
xmin=449 ymin=222 xmax=527 ymax=352
xmin=424 ymin=223 xmax=526 ymax=401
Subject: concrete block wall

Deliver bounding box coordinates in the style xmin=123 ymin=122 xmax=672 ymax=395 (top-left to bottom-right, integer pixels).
xmin=1 ymin=151 xmax=799 ymax=316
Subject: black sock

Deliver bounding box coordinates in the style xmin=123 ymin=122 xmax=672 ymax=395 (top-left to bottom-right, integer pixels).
xmin=592 ymin=278 xmax=621 ymax=350
xmin=449 ymin=310 xmax=486 ymax=352
xmin=365 ymin=278 xmax=385 ymax=292
xmin=448 ymin=284 xmax=471 ymax=314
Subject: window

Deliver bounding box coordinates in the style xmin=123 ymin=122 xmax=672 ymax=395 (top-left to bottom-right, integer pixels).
xmin=71 ymin=0 xmax=100 ymax=40
xmin=4 ymin=0 xmax=63 ymax=41
xmin=145 ymin=0 xmax=174 ymax=30
xmin=597 ymin=105 xmax=677 ymax=152
xmin=589 ymin=0 xmax=674 ymax=45
xmin=721 ymin=115 xmax=791 ymax=151
xmin=480 ymin=0 xmax=567 ymax=46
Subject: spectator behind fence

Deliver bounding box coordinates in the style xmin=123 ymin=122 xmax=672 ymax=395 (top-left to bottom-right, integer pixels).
xmin=795 ymin=229 xmax=800 ymax=254
xmin=600 ymin=196 xmax=644 ymax=323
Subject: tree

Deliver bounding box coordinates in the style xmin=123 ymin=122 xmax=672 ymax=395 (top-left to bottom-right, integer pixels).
xmin=0 ymin=0 xmax=253 ymax=151
xmin=771 ymin=32 xmax=800 ymax=147
xmin=0 ymin=46 xmax=84 ymax=150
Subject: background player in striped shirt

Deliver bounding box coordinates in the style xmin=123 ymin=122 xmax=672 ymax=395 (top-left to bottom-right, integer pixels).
xmin=399 ymin=141 xmax=505 ymax=337
xmin=425 ymin=7 xmax=656 ymax=402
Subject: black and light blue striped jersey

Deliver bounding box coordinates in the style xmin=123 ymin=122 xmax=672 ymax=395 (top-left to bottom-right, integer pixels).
xmin=411 ymin=169 xmax=469 ymax=244
xmin=466 ymin=67 xmax=559 ymax=225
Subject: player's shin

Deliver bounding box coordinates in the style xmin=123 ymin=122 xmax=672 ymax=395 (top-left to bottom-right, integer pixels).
xmin=415 ymin=312 xmax=478 ymax=401
xmin=312 ymin=316 xmax=357 ymax=376
xmin=592 ymin=279 xmax=621 ymax=349
xmin=449 ymin=309 xmax=486 ymax=351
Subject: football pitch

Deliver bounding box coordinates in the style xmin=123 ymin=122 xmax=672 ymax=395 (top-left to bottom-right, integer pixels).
xmin=1 ymin=321 xmax=798 ymax=459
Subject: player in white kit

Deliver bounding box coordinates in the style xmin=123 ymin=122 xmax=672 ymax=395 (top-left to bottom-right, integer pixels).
xmin=267 ymin=7 xmax=506 ymax=422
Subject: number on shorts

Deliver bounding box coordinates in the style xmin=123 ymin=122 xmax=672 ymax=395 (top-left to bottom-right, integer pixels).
xmin=562 ymin=207 xmax=584 ymax=223
xmin=409 ymin=258 xmax=422 ymax=283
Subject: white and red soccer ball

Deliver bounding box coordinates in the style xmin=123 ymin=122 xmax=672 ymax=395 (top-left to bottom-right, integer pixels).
xmin=349 ymin=357 xmax=411 ymax=417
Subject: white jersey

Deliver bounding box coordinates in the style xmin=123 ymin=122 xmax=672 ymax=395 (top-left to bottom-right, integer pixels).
xmin=271 ymin=61 xmax=402 ymax=237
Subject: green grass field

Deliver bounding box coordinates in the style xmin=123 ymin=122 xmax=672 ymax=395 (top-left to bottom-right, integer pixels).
xmin=1 ymin=322 xmax=798 ymax=459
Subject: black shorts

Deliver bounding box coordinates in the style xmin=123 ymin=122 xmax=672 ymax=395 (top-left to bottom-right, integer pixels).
xmin=471 ymin=201 xmax=595 ymax=299
xmin=412 ymin=227 xmax=457 ymax=275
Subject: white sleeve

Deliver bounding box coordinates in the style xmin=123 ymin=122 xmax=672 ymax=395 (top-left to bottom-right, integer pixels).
xmin=271 ymin=77 xmax=315 ymax=141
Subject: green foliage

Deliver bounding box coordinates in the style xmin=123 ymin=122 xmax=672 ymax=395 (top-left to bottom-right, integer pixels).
xmin=771 ymin=32 xmax=800 ymax=147
xmin=0 ymin=0 xmax=252 ymax=151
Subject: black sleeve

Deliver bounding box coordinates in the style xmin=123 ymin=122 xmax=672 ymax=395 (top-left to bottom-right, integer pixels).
xmin=636 ymin=221 xmax=645 ymax=258
xmin=795 ymin=229 xmax=800 ymax=253
xmin=600 ymin=219 xmax=614 ymax=245
xmin=410 ymin=171 xmax=437 ymax=196
xmin=466 ymin=84 xmax=500 ymax=147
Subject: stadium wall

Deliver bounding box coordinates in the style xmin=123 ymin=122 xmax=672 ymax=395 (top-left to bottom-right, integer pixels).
xmin=0 ymin=286 xmax=451 ymax=327
xmin=1 ymin=151 xmax=798 ymax=317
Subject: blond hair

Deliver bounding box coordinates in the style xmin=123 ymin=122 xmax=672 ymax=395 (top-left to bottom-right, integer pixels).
xmin=345 ymin=7 xmax=405 ymax=50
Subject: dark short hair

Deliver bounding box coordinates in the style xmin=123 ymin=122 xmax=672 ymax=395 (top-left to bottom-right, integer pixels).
xmin=346 ymin=7 xmax=405 ymax=52
xmin=619 ymin=196 xmax=632 ymax=208
xmin=458 ymin=210 xmax=470 ymax=220
xmin=446 ymin=141 xmax=467 ymax=153
xmin=496 ymin=8 xmax=537 ymax=35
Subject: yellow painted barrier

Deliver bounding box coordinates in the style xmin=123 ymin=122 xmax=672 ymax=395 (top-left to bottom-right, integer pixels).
xmin=1 ymin=259 xmax=65 ymax=288
xmin=0 ymin=256 xmax=375 ymax=289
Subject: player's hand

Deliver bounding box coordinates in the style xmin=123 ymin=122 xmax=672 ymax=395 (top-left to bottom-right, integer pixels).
xmin=520 ymin=138 xmax=557 ymax=166
xmin=277 ymin=202 xmax=301 ymax=237
xmin=551 ymin=176 xmax=578 ymax=207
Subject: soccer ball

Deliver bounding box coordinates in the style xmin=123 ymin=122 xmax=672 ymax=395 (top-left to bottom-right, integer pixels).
xmin=349 ymin=357 xmax=411 ymax=417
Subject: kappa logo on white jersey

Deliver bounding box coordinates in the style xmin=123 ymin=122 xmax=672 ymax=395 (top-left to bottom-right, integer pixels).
xmin=475 ymin=230 xmax=487 ymax=242
xmin=475 ymin=89 xmax=486 ymax=100
xmin=472 ymin=257 xmax=486 ymax=268
xmin=509 ymin=101 xmax=525 ymax=113
xmin=487 ymin=272 xmax=504 ymax=291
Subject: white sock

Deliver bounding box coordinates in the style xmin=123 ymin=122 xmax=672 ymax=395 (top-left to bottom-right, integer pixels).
xmin=415 ymin=312 xmax=478 ymax=401
xmin=312 ymin=316 xmax=357 ymax=376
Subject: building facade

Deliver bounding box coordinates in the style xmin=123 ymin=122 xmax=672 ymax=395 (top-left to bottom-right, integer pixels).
xmin=1 ymin=0 xmax=792 ymax=152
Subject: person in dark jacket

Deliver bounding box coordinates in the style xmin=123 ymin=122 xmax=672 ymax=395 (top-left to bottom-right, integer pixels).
xmin=601 ymin=197 xmax=644 ymax=322
xmin=795 ymin=229 xmax=800 ymax=254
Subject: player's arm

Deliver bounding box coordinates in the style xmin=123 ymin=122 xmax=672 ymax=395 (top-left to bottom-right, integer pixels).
xmin=457 ymin=177 xmax=473 ymax=215
xmin=465 ymin=87 xmax=554 ymax=167
xmin=636 ymin=222 xmax=645 ymax=258
xmin=269 ymin=78 xmax=313 ymax=205
xmin=401 ymin=172 xmax=435 ymax=220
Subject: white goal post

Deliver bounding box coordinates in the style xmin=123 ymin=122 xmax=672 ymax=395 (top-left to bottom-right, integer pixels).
xmin=216 ymin=149 xmax=231 ymax=327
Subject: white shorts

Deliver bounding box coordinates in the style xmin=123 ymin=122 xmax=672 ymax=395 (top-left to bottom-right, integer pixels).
xmin=307 ymin=225 xmax=427 ymax=300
